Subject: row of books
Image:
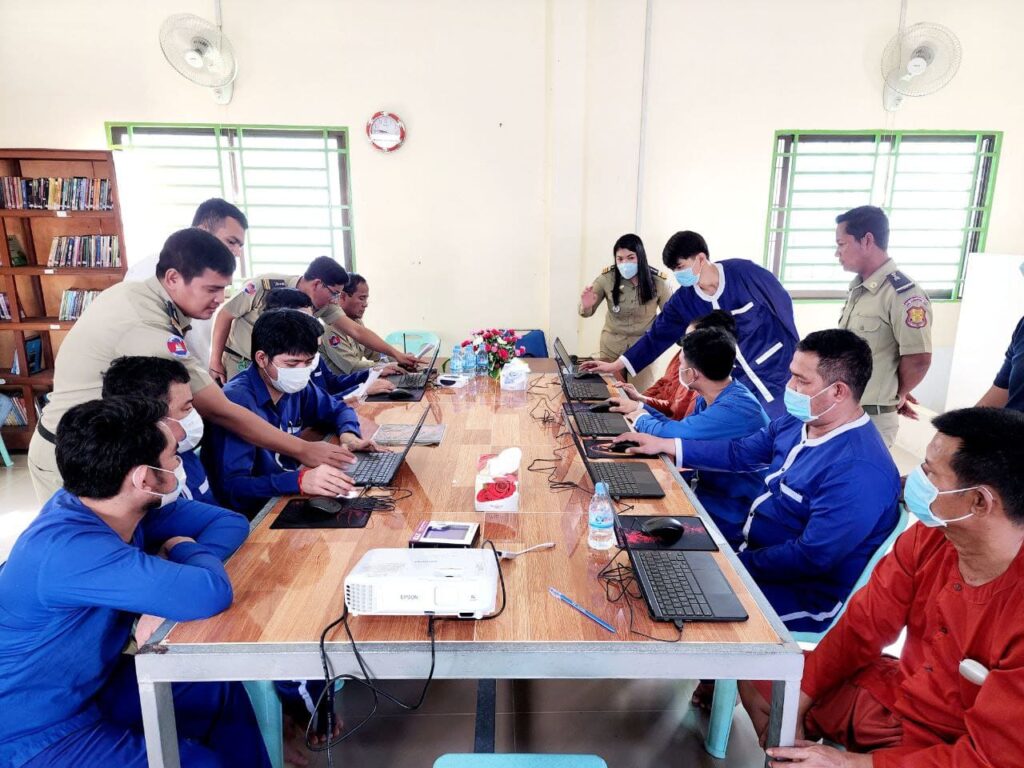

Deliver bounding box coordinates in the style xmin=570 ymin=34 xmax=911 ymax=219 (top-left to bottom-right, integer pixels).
xmin=0 ymin=176 xmax=113 ymax=211
xmin=0 ymin=292 xmax=10 ymax=320
xmin=47 ymin=235 xmax=121 ymax=268
xmin=2 ymin=395 xmax=29 ymax=427
xmin=59 ymin=289 xmax=101 ymax=321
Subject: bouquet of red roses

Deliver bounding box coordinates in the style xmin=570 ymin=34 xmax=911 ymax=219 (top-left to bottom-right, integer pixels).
xmin=462 ymin=328 xmax=526 ymax=379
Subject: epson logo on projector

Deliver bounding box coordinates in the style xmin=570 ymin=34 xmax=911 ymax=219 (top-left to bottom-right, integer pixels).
xmin=400 ymin=594 xmax=419 ymax=601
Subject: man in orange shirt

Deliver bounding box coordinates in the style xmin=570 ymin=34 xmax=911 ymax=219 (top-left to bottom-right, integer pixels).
xmin=743 ymin=407 xmax=1024 ymax=767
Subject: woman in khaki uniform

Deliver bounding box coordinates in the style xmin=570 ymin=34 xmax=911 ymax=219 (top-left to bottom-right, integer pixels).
xmin=579 ymin=233 xmax=673 ymax=391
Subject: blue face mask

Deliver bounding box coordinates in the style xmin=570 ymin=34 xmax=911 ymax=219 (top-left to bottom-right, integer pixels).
xmin=674 ymin=261 xmax=703 ymax=287
xmin=904 ymin=465 xmax=980 ymax=527
xmin=617 ymin=262 xmax=639 ymax=280
xmin=783 ymin=384 xmax=836 ymax=423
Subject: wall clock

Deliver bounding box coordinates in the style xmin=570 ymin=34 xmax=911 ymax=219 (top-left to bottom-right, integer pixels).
xmin=366 ymin=111 xmax=406 ymax=153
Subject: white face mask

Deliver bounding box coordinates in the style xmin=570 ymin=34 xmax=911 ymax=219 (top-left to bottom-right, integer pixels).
xmin=677 ymin=366 xmax=695 ymax=390
xmin=132 ymin=458 xmax=185 ymax=508
xmin=268 ymin=353 xmax=319 ymax=394
xmin=171 ymin=409 xmax=204 ymax=453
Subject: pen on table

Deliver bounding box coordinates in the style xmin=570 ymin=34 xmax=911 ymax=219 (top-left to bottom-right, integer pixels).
xmin=548 ymin=587 xmax=617 ymax=634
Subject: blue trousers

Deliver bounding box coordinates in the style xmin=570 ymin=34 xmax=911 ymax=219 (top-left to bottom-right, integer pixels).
xmin=22 ymin=656 xmax=271 ymax=768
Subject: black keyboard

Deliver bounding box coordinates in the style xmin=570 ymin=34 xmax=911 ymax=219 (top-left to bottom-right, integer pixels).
xmin=565 ymin=380 xmax=609 ymax=400
xmin=635 ymin=550 xmax=714 ymax=619
xmin=574 ymin=412 xmax=625 ymax=435
xmin=350 ymin=452 xmax=403 ymax=485
xmin=593 ymin=463 xmax=640 ymax=496
xmin=389 ymin=372 xmax=429 ymax=389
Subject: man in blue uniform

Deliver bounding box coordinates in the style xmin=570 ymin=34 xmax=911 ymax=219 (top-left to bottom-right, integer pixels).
xmin=977 ymin=271 xmax=1024 ymax=411
xmin=617 ymin=329 xmax=900 ymax=631
xmin=625 ymin=327 xmax=769 ymax=546
xmin=582 ymin=231 xmax=799 ymax=419
xmin=0 ymin=396 xmax=268 ymax=768
xmin=206 ymin=309 xmax=380 ymax=517
xmin=102 ymin=356 xmax=216 ymax=504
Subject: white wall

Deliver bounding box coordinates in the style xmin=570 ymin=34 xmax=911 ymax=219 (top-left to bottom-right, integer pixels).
xmin=1 ymin=0 xmax=1022 ymax=405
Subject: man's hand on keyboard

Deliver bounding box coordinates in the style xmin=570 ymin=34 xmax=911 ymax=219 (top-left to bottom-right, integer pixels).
xmin=299 ymin=465 xmax=355 ymax=497
xmin=367 ymin=378 xmax=396 ymax=396
xmin=341 ymin=434 xmax=389 ymax=453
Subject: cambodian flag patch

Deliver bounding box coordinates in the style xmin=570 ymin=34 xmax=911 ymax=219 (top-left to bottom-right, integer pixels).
xmin=243 ymin=281 xmax=257 ymax=295
xmin=166 ymin=335 xmax=189 ymax=358
xmin=328 ymin=334 xmax=342 ymax=347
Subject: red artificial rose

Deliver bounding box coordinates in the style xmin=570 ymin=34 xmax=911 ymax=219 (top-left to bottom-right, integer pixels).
xmin=498 ymin=348 xmax=509 ymax=360
xmin=517 ymin=346 xmax=526 ymax=355
xmin=461 ymin=340 xmax=472 ymax=347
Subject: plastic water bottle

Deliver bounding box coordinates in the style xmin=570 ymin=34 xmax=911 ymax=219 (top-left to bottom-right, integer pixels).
xmin=476 ymin=345 xmax=488 ymax=377
xmin=588 ymin=482 xmax=615 ymax=550
xmin=450 ymin=345 xmax=463 ymax=375
xmin=462 ymin=347 xmax=476 ymax=376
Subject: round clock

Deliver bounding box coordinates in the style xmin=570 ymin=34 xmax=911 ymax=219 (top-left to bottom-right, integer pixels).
xmin=366 ymin=111 xmax=406 ymax=153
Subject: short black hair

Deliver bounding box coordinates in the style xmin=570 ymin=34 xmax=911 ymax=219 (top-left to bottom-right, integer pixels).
xmin=57 ymin=397 xmax=169 ymax=499
xmin=836 ymin=205 xmax=889 ymax=251
xmin=156 ymin=228 xmax=236 ymax=282
xmin=264 ymin=287 xmax=314 ymax=312
xmin=682 ymin=328 xmax=736 ymax=381
xmin=692 ymin=309 xmax=737 ymax=338
xmin=933 ymin=408 xmax=1024 ymax=524
xmin=303 ymin=256 xmax=348 ymax=287
xmin=102 ymin=356 xmax=190 ymax=402
xmin=252 ymin=308 xmax=323 ymax=360
xmin=662 ymin=231 xmax=710 ymax=270
xmin=796 ymin=329 xmax=873 ymax=400
xmin=191 ymin=198 xmax=249 ymax=230
xmin=343 ymin=272 xmax=368 ymax=295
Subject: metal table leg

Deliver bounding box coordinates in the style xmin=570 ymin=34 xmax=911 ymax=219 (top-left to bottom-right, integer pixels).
xmin=139 ymin=680 xmax=180 ymax=768
xmin=474 ymin=678 xmax=497 ymax=753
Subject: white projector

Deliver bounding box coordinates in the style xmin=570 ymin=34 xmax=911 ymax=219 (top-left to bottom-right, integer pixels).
xmin=344 ymin=548 xmax=499 ymax=619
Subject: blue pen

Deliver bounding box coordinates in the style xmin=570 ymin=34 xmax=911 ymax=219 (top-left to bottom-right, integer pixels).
xmin=548 ymin=587 xmax=617 ymax=634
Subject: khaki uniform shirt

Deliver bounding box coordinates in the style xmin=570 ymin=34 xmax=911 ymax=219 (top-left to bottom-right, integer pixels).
xmin=838 ymin=259 xmax=932 ymax=407
xmin=320 ymin=318 xmax=381 ymax=374
xmin=579 ymin=266 xmax=673 ymax=360
xmin=220 ymin=273 xmax=343 ymax=377
xmin=40 ymin=277 xmax=214 ymax=434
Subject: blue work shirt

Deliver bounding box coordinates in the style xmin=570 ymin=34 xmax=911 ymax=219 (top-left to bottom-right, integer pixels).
xmin=995 ymin=315 xmax=1024 ymax=412
xmin=621 ymin=259 xmax=799 ymax=420
xmin=311 ymin=358 xmax=369 ymax=398
xmin=206 ymin=363 xmax=362 ymax=516
xmin=635 ymin=379 xmax=768 ymax=546
xmin=0 ymin=490 xmax=247 ymax=768
xmin=180 ymin=447 xmax=216 ymax=504
xmin=676 ymin=413 xmax=900 ymax=631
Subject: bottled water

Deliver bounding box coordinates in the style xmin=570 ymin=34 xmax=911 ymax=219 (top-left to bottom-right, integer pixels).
xmin=476 ymin=345 xmax=488 ymax=377
xmin=462 ymin=347 xmax=476 ymax=376
xmin=450 ymin=345 xmax=463 ymax=375
xmin=588 ymin=482 xmax=615 ymax=550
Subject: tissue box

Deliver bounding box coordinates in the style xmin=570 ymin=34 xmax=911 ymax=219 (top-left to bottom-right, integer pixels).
xmin=474 ymin=448 xmax=521 ymax=512
xmin=500 ymin=359 xmax=529 ymax=391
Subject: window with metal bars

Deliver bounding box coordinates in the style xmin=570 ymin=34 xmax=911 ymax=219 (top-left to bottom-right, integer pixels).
xmin=764 ymin=131 xmax=1000 ymax=300
xmin=106 ymin=123 xmax=354 ymax=279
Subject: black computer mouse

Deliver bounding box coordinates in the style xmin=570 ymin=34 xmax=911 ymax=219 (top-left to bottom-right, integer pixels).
xmin=305 ymin=496 xmax=343 ymax=519
xmin=388 ymin=388 xmax=414 ymax=400
xmin=607 ymin=439 xmax=641 ymax=453
xmin=588 ymin=399 xmax=615 ymax=413
xmin=639 ymin=517 xmax=685 ymax=545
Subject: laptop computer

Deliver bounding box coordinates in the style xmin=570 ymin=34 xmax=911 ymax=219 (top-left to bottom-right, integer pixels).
xmin=386 ymin=343 xmax=439 ymax=389
xmin=348 ymin=406 xmax=431 ymax=486
xmin=568 ymin=422 xmax=664 ymax=499
xmin=557 ymin=364 xmax=629 ymax=436
xmin=616 ymin=509 xmax=747 ymax=622
xmin=553 ymin=337 xmax=605 ymax=382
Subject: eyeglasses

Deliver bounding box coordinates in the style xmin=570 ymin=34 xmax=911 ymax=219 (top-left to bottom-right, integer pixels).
xmin=323 ymin=283 xmax=343 ymax=302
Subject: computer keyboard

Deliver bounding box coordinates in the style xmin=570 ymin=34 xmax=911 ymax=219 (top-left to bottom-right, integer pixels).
xmin=564 ymin=381 xmax=609 ymax=400
xmin=389 ymin=372 xmax=429 ymax=389
xmin=592 ymin=462 xmax=640 ymax=496
xmin=574 ymin=412 xmax=625 ymax=435
xmin=634 ymin=550 xmax=713 ymax=619
xmin=350 ymin=452 xmax=402 ymax=485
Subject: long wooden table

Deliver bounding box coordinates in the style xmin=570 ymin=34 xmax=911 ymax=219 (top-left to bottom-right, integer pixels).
xmin=137 ymin=361 xmax=802 ymax=766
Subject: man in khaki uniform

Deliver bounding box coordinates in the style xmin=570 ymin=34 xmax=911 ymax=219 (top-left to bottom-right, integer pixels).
xmin=835 ymin=206 xmax=932 ymax=447
xmin=208 ymin=257 xmax=416 ymax=383
xmin=321 ymin=273 xmax=394 ymax=375
xmin=28 ymin=229 xmax=355 ymax=502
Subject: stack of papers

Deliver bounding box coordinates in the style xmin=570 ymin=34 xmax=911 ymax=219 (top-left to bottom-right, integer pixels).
xmin=372 ymin=423 xmax=446 ymax=446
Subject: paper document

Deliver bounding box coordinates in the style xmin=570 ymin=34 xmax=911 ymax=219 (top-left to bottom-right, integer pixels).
xmin=372 ymin=423 xmax=446 ymax=446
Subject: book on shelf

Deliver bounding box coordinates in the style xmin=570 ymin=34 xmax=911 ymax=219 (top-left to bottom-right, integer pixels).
xmin=0 ymin=176 xmax=113 ymax=211
xmin=6 ymin=235 xmax=29 ymax=266
xmin=1 ymin=393 xmax=29 ymax=427
xmin=25 ymin=336 xmax=43 ymax=374
xmin=59 ymin=289 xmax=100 ymax=321
xmin=0 ymin=292 xmax=11 ymax=320
xmin=47 ymin=235 xmax=120 ymax=268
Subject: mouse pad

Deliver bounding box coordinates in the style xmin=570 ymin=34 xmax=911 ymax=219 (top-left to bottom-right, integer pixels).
xmin=270 ymin=498 xmax=374 ymax=529
xmin=582 ymin=436 xmax=655 ymax=461
xmin=616 ymin=515 xmax=717 ymax=551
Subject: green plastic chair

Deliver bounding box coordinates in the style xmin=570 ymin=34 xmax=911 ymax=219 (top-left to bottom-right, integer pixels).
xmin=244 ymin=679 xmax=345 ymax=768
xmin=435 ymin=756 xmax=607 ymax=768
xmin=385 ymin=330 xmax=440 ymax=355
xmin=703 ymin=506 xmax=910 ymax=758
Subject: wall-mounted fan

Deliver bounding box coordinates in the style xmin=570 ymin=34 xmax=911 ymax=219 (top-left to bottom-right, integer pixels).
xmin=881 ymin=21 xmax=961 ymax=111
xmin=159 ymin=1 xmax=238 ymax=104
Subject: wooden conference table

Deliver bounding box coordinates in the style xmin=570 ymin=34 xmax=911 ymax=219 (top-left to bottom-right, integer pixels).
xmin=137 ymin=360 xmax=803 ymax=767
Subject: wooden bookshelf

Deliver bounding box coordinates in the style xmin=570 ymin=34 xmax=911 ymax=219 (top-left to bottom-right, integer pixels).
xmin=0 ymin=149 xmax=126 ymax=450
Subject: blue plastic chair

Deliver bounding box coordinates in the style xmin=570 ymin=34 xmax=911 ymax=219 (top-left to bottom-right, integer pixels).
xmin=703 ymin=506 xmax=910 ymax=758
xmin=385 ymin=330 xmax=440 ymax=355
xmin=435 ymin=756 xmax=607 ymax=768
xmin=244 ymin=679 xmax=345 ymax=768
xmin=514 ymin=329 xmax=547 ymax=358
xmin=0 ymin=391 xmax=15 ymax=468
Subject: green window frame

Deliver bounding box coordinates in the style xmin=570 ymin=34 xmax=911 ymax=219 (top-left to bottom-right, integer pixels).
xmin=106 ymin=122 xmax=355 ymax=278
xmin=764 ymin=130 xmax=1001 ymax=301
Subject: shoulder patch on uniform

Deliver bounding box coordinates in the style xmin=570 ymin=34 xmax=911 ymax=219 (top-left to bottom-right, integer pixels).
xmin=903 ymin=295 xmax=929 ymax=329
xmin=242 ymin=281 xmax=257 ymax=295
xmin=887 ymin=270 xmax=915 ymax=293
xmin=328 ymin=334 xmax=343 ymax=347
xmin=601 ymin=265 xmax=614 ymax=275
xmin=166 ymin=335 xmax=189 ymax=358
xmin=654 ymin=269 xmax=668 ymax=280
xmin=261 ymin=278 xmax=287 ymax=291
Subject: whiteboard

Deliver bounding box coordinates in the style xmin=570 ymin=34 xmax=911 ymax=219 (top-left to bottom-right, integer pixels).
xmin=946 ymin=253 xmax=1024 ymax=410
